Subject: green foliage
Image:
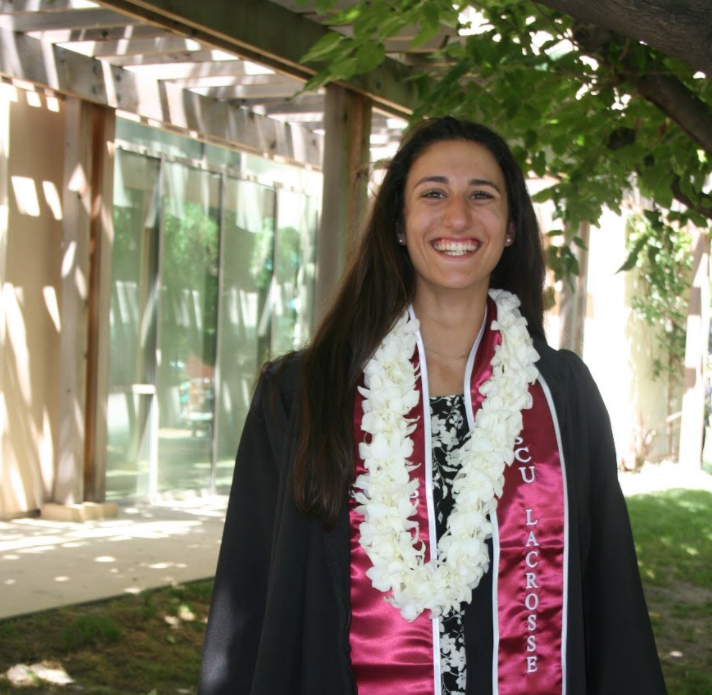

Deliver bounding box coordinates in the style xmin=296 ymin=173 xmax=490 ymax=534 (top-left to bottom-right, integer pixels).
xmin=622 ymin=211 xmax=692 ymax=380
xmin=0 ymin=581 xmax=213 ymax=695
xmin=299 ymin=0 xmax=712 ymax=236
xmin=162 ymin=199 xmax=220 ymax=369
xmin=626 ymin=489 xmax=712 ymax=694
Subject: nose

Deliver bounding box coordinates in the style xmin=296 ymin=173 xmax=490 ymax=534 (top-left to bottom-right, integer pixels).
xmin=443 ymin=194 xmax=471 ymax=231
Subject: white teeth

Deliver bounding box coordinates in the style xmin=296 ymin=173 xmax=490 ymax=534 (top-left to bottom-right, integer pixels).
xmin=433 ymin=240 xmax=479 ymax=256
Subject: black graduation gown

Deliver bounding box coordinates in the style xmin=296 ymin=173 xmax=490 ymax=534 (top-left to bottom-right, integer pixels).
xmin=198 ymin=340 xmax=668 ymax=695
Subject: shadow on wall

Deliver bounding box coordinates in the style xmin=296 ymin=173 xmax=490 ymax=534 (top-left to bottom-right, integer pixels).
xmin=1 ymin=88 xmax=65 ymax=518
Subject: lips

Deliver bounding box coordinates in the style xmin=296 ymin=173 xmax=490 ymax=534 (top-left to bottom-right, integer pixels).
xmin=432 ymin=238 xmax=481 ymax=256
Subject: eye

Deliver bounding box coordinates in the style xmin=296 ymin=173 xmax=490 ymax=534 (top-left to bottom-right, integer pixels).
xmin=421 ymin=188 xmax=446 ymax=199
xmin=470 ymin=190 xmax=494 ymax=200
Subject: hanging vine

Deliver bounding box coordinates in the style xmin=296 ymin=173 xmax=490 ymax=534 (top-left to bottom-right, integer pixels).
xmin=618 ymin=209 xmax=692 ymax=380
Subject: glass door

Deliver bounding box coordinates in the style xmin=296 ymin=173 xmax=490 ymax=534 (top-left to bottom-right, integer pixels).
xmin=214 ymin=178 xmax=276 ymax=490
xmin=106 ymin=150 xmax=160 ymax=499
xmin=156 ymin=162 xmax=221 ymax=493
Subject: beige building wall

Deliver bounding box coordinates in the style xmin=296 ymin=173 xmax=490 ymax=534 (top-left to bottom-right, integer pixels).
xmin=0 ymin=86 xmax=65 ymax=517
xmin=582 ymin=208 xmax=678 ymax=467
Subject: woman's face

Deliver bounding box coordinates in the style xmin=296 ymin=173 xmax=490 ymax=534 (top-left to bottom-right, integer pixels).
xmin=402 ymin=139 xmax=511 ymax=300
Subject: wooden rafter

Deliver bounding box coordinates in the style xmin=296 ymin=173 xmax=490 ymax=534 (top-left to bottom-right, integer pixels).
xmin=0 ymin=26 xmax=323 ymax=166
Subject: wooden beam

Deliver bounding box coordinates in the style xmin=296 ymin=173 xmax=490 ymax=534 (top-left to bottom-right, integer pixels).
xmin=64 ymin=35 xmax=203 ymax=57
xmin=84 ymin=102 xmax=115 ymax=501
xmin=314 ymin=84 xmax=371 ymax=317
xmin=106 ymin=48 xmax=233 ymax=66
xmin=24 ymin=24 xmax=165 ymax=43
xmin=165 ymin=74 xmax=301 ymax=88
xmin=268 ymin=0 xmax=356 ymax=12
xmin=54 ymin=95 xmax=93 ymax=506
xmin=0 ymin=0 xmax=99 ymax=10
xmin=189 ymin=84 xmax=302 ymax=100
xmin=127 ymin=60 xmax=273 ymax=80
xmin=0 ymin=8 xmax=141 ymax=32
xmin=0 ymin=27 xmax=323 ymax=167
xmin=98 ymin=0 xmax=418 ymax=119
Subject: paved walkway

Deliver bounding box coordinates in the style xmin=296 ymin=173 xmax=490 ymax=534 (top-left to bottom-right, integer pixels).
xmin=1 ymin=463 xmax=711 ymax=622
xmin=0 ymin=495 xmax=228 ymax=620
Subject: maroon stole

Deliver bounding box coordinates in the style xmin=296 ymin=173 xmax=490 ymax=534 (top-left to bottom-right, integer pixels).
xmin=349 ymin=298 xmax=568 ymax=695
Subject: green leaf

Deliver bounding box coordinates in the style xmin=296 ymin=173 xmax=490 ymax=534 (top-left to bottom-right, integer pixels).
xmin=412 ymin=20 xmax=442 ymax=50
xmin=354 ymin=41 xmax=385 ymax=73
xmin=301 ymin=32 xmax=344 ymax=64
xmin=616 ymin=234 xmax=648 ymax=273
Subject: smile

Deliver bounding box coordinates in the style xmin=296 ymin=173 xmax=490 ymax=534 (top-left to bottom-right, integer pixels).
xmin=432 ymin=239 xmax=481 ymax=256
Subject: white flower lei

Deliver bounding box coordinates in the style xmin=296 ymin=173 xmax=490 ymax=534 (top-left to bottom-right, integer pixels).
xmin=354 ymin=289 xmax=540 ymax=621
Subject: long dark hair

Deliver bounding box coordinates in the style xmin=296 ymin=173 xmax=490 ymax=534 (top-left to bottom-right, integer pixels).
xmin=292 ymin=117 xmax=545 ymax=528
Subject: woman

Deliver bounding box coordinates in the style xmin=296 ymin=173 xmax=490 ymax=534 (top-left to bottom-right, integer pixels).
xmin=199 ymin=118 xmax=667 ymax=695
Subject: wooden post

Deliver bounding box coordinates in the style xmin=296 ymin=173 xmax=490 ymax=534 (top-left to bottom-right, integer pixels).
xmin=558 ymin=222 xmax=590 ymax=355
xmin=678 ymin=227 xmax=711 ymax=469
xmin=53 ymin=97 xmax=93 ymax=506
xmin=83 ymin=104 xmax=116 ymax=502
xmin=314 ymin=85 xmax=372 ymax=319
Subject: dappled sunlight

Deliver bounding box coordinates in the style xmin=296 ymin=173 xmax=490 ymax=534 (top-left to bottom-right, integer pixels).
xmin=0 ymin=497 xmax=227 ymax=620
xmin=6 ymin=661 xmax=74 ymax=687
xmin=42 ymin=286 xmax=61 ymax=332
xmin=626 ymin=486 xmax=712 ymax=691
xmin=41 ymin=180 xmax=62 ymax=219
xmin=10 ymin=175 xmax=40 ymax=216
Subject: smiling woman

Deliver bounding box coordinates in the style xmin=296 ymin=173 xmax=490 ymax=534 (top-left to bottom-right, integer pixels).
xmin=199 ymin=118 xmax=668 ymax=695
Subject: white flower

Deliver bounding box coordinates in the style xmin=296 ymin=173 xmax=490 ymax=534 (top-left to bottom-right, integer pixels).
xmin=353 ymin=289 xmax=538 ymax=621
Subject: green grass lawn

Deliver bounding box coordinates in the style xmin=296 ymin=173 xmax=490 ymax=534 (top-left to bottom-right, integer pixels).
xmin=0 ymin=487 xmax=710 ymax=694
xmin=626 ymin=488 xmax=712 ymax=695
xmin=0 ymin=582 xmax=212 ymax=695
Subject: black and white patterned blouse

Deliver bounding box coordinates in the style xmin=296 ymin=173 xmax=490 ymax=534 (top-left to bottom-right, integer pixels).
xmin=430 ymin=394 xmax=469 ymax=695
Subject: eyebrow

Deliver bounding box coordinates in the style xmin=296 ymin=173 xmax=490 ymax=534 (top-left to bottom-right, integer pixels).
xmin=413 ymin=175 xmax=502 ymax=193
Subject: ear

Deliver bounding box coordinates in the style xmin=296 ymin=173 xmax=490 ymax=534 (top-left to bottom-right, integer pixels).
xmin=396 ymin=219 xmax=407 ymax=246
xmin=505 ymin=223 xmax=515 ymax=246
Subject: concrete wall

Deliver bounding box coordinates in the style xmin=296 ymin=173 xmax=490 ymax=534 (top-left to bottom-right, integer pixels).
xmin=0 ymin=86 xmax=64 ymax=517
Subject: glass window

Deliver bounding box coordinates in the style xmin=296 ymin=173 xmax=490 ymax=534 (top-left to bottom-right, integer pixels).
xmin=270 ymin=190 xmax=319 ymax=356
xmin=106 ymin=150 xmax=160 ymax=499
xmin=107 ymin=120 xmax=321 ymax=499
xmin=214 ymin=178 xmax=276 ymax=489
xmin=156 ymin=162 xmax=221 ymax=494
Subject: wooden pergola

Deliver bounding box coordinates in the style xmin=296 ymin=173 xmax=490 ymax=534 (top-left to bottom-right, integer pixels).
xmin=0 ymin=0 xmax=466 ymax=295
xmin=0 ymin=0 xmax=466 ymax=510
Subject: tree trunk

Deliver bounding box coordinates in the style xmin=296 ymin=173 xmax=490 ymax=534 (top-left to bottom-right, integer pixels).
xmin=558 ymin=223 xmax=590 ymax=355
xmin=535 ymin=0 xmax=712 ymax=77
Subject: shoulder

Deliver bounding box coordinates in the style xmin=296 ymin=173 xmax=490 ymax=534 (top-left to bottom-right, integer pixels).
xmin=531 ymin=338 xmax=609 ymax=428
xmin=533 ymin=338 xmax=598 ymax=392
xmin=252 ymin=351 xmax=304 ymax=425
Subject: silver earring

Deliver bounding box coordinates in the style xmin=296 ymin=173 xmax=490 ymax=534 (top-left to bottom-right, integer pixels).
xmin=398 ymin=237 xmax=406 ymax=246
xmin=506 ymin=235 xmax=514 ymax=245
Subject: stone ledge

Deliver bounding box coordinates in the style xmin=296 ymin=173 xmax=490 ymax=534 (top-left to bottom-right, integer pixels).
xmin=40 ymin=502 xmax=119 ymax=523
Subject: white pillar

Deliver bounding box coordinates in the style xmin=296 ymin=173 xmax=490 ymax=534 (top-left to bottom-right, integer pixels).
xmin=0 ymin=85 xmax=10 ymax=508
xmin=678 ymin=227 xmax=711 ymax=469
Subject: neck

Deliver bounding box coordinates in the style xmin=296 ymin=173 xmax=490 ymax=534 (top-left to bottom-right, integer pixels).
xmin=411 ymin=285 xmax=489 ymax=397
xmin=412 ymin=286 xmax=488 ymax=360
